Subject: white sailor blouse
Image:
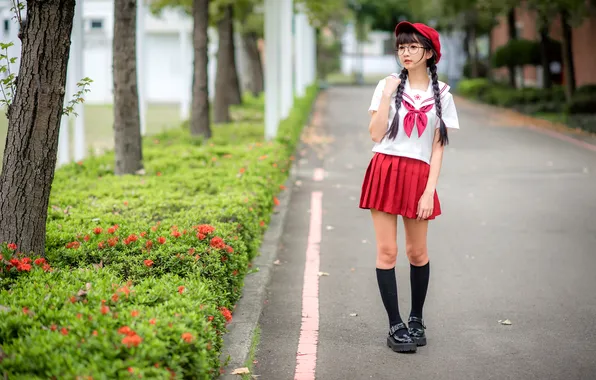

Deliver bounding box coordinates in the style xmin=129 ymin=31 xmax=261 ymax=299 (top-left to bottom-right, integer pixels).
xmin=368 ymin=74 xmax=460 ymax=165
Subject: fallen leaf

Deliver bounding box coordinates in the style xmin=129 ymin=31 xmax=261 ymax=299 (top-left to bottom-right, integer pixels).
xmin=231 ymin=367 xmax=250 ymax=375
xmin=349 ymin=313 xmax=358 ymax=317
xmin=362 ymin=240 xmax=368 ymax=244
xmin=498 ymin=319 xmax=512 ymax=325
xmin=318 ymin=272 xmax=330 ymax=276
xmin=273 ymin=260 xmax=281 ymax=266
xmin=325 ymin=225 xmax=334 ymax=231
xmin=350 ymin=268 xmax=355 ymax=272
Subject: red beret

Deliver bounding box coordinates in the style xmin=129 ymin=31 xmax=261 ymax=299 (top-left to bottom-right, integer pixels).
xmin=394 ymin=21 xmax=442 ymax=64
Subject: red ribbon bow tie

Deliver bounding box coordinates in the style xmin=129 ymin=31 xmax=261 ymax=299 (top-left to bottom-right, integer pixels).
xmin=402 ymin=100 xmax=434 ymax=138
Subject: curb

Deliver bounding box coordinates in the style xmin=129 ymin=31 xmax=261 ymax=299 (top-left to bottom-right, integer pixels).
xmin=219 ymin=92 xmax=323 ymax=378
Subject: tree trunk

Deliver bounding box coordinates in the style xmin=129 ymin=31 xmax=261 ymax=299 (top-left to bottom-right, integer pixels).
xmin=560 ymin=9 xmax=576 ymax=102
xmin=214 ymin=5 xmax=236 ymax=123
xmin=507 ymin=7 xmax=517 ymax=88
xmin=113 ymin=0 xmax=143 ymax=175
xmin=0 ymin=0 xmax=76 ymax=256
xmin=242 ymin=32 xmax=264 ymax=96
xmin=468 ymin=26 xmax=479 ymax=78
xmin=228 ymin=16 xmax=242 ymax=105
xmin=191 ymin=0 xmax=211 ymax=138
xmin=539 ymin=23 xmax=552 ymax=89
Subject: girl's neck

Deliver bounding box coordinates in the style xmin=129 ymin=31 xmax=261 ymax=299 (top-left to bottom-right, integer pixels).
xmin=407 ymin=67 xmax=429 ymax=91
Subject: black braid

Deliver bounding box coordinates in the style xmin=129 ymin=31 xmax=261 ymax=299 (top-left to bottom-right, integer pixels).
xmin=384 ymin=68 xmax=408 ymax=140
xmin=429 ymin=60 xmax=449 ymax=146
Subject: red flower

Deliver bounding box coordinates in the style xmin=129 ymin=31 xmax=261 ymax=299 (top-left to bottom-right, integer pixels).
xmin=220 ymin=307 xmax=233 ymax=323
xmin=157 ymin=236 xmax=166 ymax=245
xmin=34 ymin=258 xmax=46 ymax=265
xmin=171 ymin=230 xmax=181 ymax=238
xmin=0 ymin=254 xmax=3 ymax=260
xmin=50 ymin=324 xmax=57 ymax=331
xmin=210 ymin=237 xmax=226 ymax=250
xmin=118 ymin=326 xmax=136 ymax=336
xmin=61 ymin=327 xmax=68 ymax=336
xmin=178 ymin=286 xmax=185 ymax=294
xmin=196 ymin=224 xmax=215 ymax=235
xmin=6 ymin=243 xmax=17 ymax=251
xmin=92 ymin=330 xmax=98 ymax=336
xmin=107 ymin=227 xmax=116 ymax=234
xmin=66 ymin=241 xmax=81 ymax=249
xmin=280 ymin=184 xmax=287 ymax=190
xmin=98 ymin=241 xmax=104 ymax=249
xmin=273 ymin=197 xmax=280 ymax=206
xmin=140 ymin=231 xmax=147 ymax=238
xmin=149 ymin=318 xmax=156 ymax=325
xmin=181 ymin=332 xmax=194 ymax=343
xmin=42 ymin=263 xmax=51 ymax=272
xmin=225 ymin=245 xmax=234 ymax=253
xmin=127 ymin=367 xmax=134 ymax=374
xmin=111 ymin=294 xmax=119 ymax=302
xmin=83 ymin=235 xmax=90 ymax=242
xmin=101 ymin=305 xmax=110 ymax=315
xmin=208 ymin=316 xmax=214 ymax=322
xmin=21 ymin=258 xmax=31 ymax=264
xmin=93 ymin=227 xmax=103 ymax=235
xmin=22 ymin=307 xmax=29 ymax=315
xmin=107 ymin=237 xmax=118 ymax=247
xmin=196 ymin=232 xmax=206 ymax=240
xmin=259 ymin=220 xmax=265 ymax=227
xmin=144 ymin=259 xmax=154 ymax=267
xmin=188 ymin=248 xmax=195 ymax=255
xmin=122 ymin=334 xmax=142 ymax=348
xmin=131 ymin=310 xmax=139 ymax=317
xmin=146 ymin=240 xmax=153 ymax=249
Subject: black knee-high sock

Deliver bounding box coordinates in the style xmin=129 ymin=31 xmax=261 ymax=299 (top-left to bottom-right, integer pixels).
xmin=376 ymin=268 xmax=405 ymax=330
xmin=410 ymin=261 xmax=430 ymax=326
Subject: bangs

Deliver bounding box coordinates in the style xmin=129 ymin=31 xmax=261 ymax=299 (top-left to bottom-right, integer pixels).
xmin=395 ymin=31 xmax=420 ymax=45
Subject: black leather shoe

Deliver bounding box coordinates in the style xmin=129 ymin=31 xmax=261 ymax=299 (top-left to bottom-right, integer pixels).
xmin=407 ymin=316 xmax=427 ymax=346
xmin=386 ymin=323 xmax=417 ymax=353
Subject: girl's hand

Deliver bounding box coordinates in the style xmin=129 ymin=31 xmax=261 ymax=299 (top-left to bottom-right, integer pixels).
xmin=383 ymin=74 xmax=401 ymax=97
xmin=417 ymin=192 xmax=434 ymax=221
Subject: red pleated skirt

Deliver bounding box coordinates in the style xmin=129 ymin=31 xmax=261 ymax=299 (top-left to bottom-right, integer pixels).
xmin=359 ymin=153 xmax=441 ymax=219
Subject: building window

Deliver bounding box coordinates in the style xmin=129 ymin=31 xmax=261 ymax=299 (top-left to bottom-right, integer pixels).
xmin=90 ymin=19 xmax=103 ymax=30
xmin=3 ymin=19 xmax=9 ymax=33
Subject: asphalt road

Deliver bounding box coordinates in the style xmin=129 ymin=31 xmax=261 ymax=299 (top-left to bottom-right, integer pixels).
xmin=253 ymin=86 xmax=596 ymax=380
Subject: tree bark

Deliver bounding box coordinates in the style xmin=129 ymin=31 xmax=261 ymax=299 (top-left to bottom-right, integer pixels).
xmin=539 ymin=22 xmax=552 ymax=89
xmin=214 ymin=5 xmax=239 ymax=123
xmin=242 ymin=32 xmax=264 ymax=96
xmin=191 ymin=0 xmax=211 ymax=138
xmin=0 ymin=0 xmax=76 ymax=256
xmin=228 ymin=16 xmax=242 ymax=105
xmin=507 ymin=7 xmax=517 ymax=88
xmin=113 ymin=0 xmax=143 ymax=175
xmin=560 ymin=9 xmax=576 ymax=102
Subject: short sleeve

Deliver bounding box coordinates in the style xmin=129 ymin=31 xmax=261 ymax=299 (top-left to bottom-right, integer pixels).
xmin=440 ymin=93 xmax=460 ymax=130
xmin=368 ymin=78 xmax=386 ymax=115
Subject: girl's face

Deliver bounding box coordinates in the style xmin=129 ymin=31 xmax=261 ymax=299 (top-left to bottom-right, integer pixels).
xmin=396 ymin=34 xmax=434 ymax=70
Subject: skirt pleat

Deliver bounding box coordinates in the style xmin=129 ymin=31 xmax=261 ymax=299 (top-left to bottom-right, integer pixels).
xmin=359 ymin=153 xmax=441 ymax=220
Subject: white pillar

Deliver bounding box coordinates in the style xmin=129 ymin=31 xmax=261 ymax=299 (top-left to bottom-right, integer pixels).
xmin=179 ymin=19 xmax=191 ymax=120
xmin=136 ymin=0 xmax=147 ymax=135
xmin=280 ymin=0 xmax=293 ymax=118
xmin=294 ymin=12 xmax=307 ymax=98
xmin=264 ymin=0 xmax=281 ymax=140
xmin=72 ymin=0 xmax=86 ymax=161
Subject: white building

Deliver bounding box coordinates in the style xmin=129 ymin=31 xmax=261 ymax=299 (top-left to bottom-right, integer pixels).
xmin=0 ymin=0 xmax=244 ymax=106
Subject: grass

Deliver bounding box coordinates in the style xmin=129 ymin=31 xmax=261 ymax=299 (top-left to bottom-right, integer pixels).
xmin=241 ymin=325 xmax=261 ymax=380
xmin=0 ymin=103 xmax=182 ymax=168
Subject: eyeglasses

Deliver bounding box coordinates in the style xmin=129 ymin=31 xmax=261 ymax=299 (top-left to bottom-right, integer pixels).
xmin=396 ymin=45 xmax=424 ymax=55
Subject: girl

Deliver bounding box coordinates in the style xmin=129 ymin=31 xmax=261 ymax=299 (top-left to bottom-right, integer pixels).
xmin=359 ymin=21 xmax=460 ymax=353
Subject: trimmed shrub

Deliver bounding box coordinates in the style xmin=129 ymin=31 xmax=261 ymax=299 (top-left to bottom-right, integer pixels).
xmin=0 ymin=85 xmax=318 ymax=378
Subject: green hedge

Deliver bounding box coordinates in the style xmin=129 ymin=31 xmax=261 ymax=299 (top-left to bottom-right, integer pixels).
xmin=457 ymin=78 xmax=596 ymax=133
xmin=0 ymin=85 xmax=318 ymax=379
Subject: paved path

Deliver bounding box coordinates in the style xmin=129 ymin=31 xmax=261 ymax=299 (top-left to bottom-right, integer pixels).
xmin=253 ymin=86 xmax=596 ymax=380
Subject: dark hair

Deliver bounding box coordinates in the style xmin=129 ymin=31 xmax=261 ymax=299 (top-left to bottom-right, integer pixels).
xmin=385 ymin=31 xmax=449 ymax=146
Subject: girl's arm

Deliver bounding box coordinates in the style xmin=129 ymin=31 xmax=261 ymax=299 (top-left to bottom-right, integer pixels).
xmin=424 ymin=129 xmax=445 ymax=196
xmin=368 ymin=94 xmax=392 ymax=142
